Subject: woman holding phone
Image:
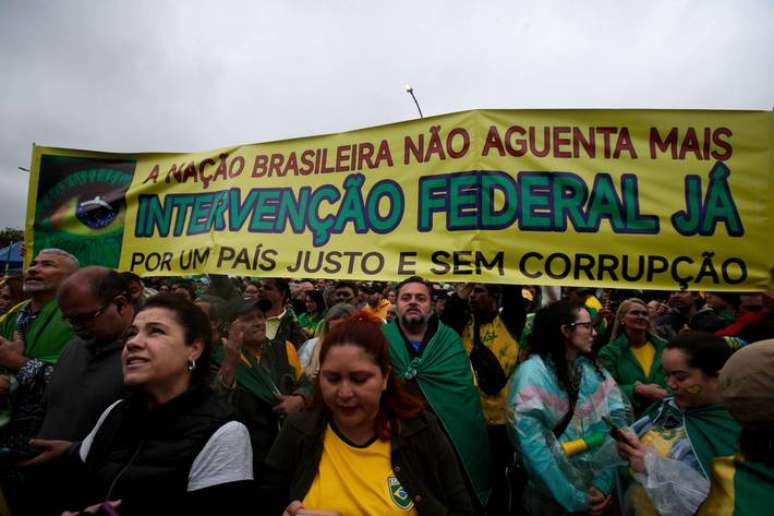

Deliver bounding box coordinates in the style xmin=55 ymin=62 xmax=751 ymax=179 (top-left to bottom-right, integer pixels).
xmin=262 ymin=311 xmax=473 ymax=515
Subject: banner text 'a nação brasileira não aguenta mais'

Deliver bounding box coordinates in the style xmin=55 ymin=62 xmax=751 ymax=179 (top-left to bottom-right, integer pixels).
xmin=26 ymin=109 xmax=774 ymax=290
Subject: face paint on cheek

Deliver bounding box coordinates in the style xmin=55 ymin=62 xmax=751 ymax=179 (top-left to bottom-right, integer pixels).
xmin=685 ymin=384 xmax=703 ymax=396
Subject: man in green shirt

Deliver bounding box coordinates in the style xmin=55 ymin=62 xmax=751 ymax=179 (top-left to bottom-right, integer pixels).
xmin=0 ymin=248 xmax=79 ymax=369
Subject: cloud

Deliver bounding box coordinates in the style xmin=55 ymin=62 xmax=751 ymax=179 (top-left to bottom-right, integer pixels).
xmin=1 ymin=0 xmax=772 ymax=228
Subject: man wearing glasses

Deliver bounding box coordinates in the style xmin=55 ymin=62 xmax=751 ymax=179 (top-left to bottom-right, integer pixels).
xmin=5 ymin=267 xmax=135 ymax=515
xmin=36 ymin=267 xmax=134 ymax=442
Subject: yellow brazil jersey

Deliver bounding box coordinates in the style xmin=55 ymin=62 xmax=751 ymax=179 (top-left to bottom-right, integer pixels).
xmin=303 ymin=425 xmax=418 ymax=515
xmin=461 ymin=315 xmax=520 ymax=425
xmin=630 ymin=341 xmax=656 ymax=378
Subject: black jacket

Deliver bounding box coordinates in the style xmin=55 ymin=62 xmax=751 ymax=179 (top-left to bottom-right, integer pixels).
xmin=77 ymin=385 xmax=252 ymax=515
xmin=261 ymin=407 xmax=474 ymax=515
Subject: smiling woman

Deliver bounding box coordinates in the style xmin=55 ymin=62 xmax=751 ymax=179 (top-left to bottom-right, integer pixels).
xmin=64 ymin=294 xmax=255 ymax=515
xmin=262 ymin=311 xmax=474 ymax=516
xmin=599 ymin=298 xmax=669 ymax=415
xmin=617 ymin=333 xmax=740 ymax=515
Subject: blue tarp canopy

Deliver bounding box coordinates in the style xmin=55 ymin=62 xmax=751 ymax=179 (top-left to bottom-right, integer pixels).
xmin=0 ymin=242 xmax=23 ymax=272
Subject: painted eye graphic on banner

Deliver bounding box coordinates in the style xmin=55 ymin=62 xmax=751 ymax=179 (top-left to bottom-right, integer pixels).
xmin=38 ymin=169 xmax=129 ymax=237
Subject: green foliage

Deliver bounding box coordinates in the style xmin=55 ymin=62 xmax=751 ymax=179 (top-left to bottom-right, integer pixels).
xmin=0 ymin=227 xmax=23 ymax=249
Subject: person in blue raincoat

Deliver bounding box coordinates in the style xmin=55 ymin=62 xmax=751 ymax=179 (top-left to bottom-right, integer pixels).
xmin=507 ymin=300 xmax=629 ymax=515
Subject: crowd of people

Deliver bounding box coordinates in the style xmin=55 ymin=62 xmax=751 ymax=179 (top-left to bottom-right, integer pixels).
xmin=0 ymin=248 xmax=771 ymax=515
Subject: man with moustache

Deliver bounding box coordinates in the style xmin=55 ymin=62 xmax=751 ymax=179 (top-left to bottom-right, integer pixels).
xmin=0 ymin=249 xmax=78 ymax=513
xmin=0 ymin=249 xmax=79 ymax=441
xmin=0 ymin=249 xmax=79 ymax=370
xmin=382 ymin=276 xmax=493 ymax=511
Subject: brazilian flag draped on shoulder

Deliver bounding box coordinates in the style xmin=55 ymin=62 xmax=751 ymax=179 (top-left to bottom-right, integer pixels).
xmin=0 ymin=300 xmax=73 ymax=364
xmin=383 ymin=319 xmax=493 ymax=505
xmin=698 ymin=456 xmax=774 ymax=515
xmin=212 ymin=345 xmax=278 ymax=406
xmin=639 ymin=399 xmax=740 ymax=476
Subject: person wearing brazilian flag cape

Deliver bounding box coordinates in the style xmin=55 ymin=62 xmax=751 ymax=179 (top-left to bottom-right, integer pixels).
xmin=382 ymin=276 xmax=493 ymax=509
xmin=697 ymin=338 xmax=774 ymax=516
xmin=617 ymin=333 xmax=741 ymax=516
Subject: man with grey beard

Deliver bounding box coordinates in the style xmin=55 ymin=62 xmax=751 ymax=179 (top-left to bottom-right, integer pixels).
xmin=0 ymin=248 xmax=79 ymax=374
xmin=0 ymin=249 xmax=78 ymax=512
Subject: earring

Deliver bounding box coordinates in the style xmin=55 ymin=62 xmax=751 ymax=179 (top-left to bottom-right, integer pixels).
xmin=188 ymin=358 xmax=196 ymax=372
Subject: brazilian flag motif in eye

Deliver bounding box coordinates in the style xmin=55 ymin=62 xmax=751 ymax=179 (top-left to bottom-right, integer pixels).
xmin=33 ymin=155 xmax=136 ymax=268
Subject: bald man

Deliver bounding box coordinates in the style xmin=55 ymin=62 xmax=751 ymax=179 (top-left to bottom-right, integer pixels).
xmin=7 ymin=268 xmax=134 ymax=516
xmin=36 ymin=267 xmax=134 ymax=441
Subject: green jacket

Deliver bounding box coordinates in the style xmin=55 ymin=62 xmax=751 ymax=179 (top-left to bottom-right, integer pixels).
xmin=598 ymin=332 xmax=668 ymax=415
xmin=261 ymin=407 xmax=474 ymax=516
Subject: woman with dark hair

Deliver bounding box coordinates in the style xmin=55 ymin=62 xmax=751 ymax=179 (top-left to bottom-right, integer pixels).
xmin=62 ymin=294 xmax=254 ymax=515
xmin=599 ymin=298 xmax=669 ymax=416
xmin=617 ymin=332 xmax=740 ymax=516
xmin=263 ymin=311 xmax=473 ymax=515
xmin=507 ymin=300 xmax=627 ymax=515
xmin=297 ymin=289 xmax=326 ymax=338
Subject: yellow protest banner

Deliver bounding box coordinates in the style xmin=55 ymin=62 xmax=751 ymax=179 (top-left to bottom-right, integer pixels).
xmin=25 ymin=109 xmax=773 ymax=290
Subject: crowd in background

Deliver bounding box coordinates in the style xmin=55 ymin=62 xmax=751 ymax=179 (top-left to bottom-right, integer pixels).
xmin=0 ymin=248 xmax=772 ymax=515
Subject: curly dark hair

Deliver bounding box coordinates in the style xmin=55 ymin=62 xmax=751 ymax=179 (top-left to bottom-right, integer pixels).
xmin=528 ymin=300 xmax=605 ymax=397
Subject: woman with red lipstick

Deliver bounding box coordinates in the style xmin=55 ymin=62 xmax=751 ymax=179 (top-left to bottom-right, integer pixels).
xmin=599 ymin=298 xmax=669 ymax=416
xmin=62 ymin=294 xmax=254 ymax=515
xmin=262 ymin=311 xmax=474 ymax=516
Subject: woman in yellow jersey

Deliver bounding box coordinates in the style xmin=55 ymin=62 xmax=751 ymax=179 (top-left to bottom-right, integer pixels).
xmin=616 ymin=333 xmax=740 ymax=516
xmin=598 ymin=298 xmax=669 ymax=415
xmin=262 ymin=311 xmax=473 ymax=516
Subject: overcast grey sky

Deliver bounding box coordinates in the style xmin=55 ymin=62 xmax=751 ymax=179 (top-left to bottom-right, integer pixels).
xmin=1 ymin=0 xmax=772 ymax=229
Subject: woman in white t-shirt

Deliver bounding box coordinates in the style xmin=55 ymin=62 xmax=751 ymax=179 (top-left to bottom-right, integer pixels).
xmin=63 ymin=294 xmax=254 ymax=515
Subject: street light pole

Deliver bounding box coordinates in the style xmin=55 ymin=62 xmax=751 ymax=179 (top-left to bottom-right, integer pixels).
xmin=405 ymin=84 xmax=423 ymax=119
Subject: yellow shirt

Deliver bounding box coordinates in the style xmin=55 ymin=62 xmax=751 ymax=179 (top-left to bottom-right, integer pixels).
xmin=631 ymin=341 xmax=656 ymax=378
xmin=265 ymin=309 xmax=287 ymax=341
xmin=241 ymin=341 xmax=304 ymax=380
xmin=303 ymin=425 xmax=418 ymax=515
xmin=461 ymin=316 xmax=520 ymax=425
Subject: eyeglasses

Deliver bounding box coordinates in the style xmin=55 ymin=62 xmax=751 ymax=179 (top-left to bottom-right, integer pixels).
xmin=569 ymin=321 xmax=593 ymax=329
xmin=63 ymin=302 xmax=112 ymax=326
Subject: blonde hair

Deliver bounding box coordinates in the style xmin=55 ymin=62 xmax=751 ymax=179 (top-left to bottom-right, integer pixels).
xmin=608 ymin=297 xmax=656 ymax=345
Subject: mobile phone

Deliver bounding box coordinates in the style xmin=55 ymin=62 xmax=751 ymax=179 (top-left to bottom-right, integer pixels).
xmin=602 ymin=416 xmax=626 ymax=442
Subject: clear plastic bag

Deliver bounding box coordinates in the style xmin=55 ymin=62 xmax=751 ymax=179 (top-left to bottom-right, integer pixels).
xmin=630 ymin=448 xmax=709 ymax=516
